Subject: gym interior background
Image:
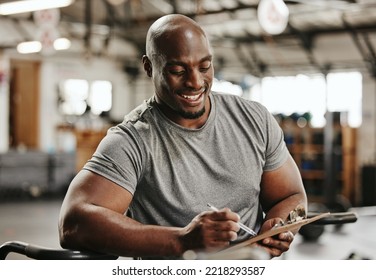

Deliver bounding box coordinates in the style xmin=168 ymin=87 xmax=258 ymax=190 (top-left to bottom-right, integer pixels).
xmin=0 ymin=0 xmax=376 ymax=260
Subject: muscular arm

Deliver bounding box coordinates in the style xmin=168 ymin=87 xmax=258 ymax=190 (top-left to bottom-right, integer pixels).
xmin=58 ymin=170 xmax=240 ymax=258
xmin=258 ymin=154 xmax=307 ymax=257
xmin=260 ymin=154 xmax=307 ymax=222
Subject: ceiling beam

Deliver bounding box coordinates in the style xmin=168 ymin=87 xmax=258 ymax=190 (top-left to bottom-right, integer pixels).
xmin=343 ymin=17 xmax=376 ymax=77
xmin=83 ymin=0 xmax=92 ymax=57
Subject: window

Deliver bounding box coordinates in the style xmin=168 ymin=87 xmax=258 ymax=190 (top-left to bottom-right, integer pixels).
xmin=59 ymin=79 xmax=89 ymax=115
xmin=87 ymin=80 xmax=112 ymax=115
xmin=327 ymin=72 xmax=362 ymax=127
xmin=59 ymin=79 xmax=112 ymax=116
xmin=212 ymin=78 xmax=243 ymax=96
xmin=249 ymin=72 xmax=362 ymax=127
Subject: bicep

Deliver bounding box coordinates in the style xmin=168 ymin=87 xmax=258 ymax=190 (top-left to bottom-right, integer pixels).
xmin=61 ymin=169 xmax=133 ymax=216
xmin=260 ymin=154 xmax=306 ymax=212
xmin=58 ymin=170 xmax=136 ymax=250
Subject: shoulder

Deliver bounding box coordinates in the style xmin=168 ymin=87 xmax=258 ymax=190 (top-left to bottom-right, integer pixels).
xmin=211 ymin=92 xmax=271 ymax=119
xmin=96 ymin=99 xmax=156 ymax=152
xmin=93 ymin=99 xmax=156 ymax=164
xmin=122 ymin=97 xmax=155 ymax=124
xmin=212 ymin=91 xmax=266 ymax=108
xmin=110 ymin=97 xmax=157 ymax=135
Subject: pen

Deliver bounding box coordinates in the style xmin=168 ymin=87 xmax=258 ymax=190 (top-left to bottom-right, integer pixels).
xmin=207 ymin=203 xmax=257 ymax=237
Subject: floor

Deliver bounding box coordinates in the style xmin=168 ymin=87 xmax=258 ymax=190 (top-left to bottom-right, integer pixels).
xmin=1 ymin=197 xmax=375 ymax=260
xmin=280 ymin=208 xmax=376 ymax=260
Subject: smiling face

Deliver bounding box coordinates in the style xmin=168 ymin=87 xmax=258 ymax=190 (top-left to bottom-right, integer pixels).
xmin=143 ymin=15 xmax=214 ymax=128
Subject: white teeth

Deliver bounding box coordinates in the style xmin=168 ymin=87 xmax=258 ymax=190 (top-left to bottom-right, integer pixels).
xmin=182 ymin=93 xmax=201 ymax=100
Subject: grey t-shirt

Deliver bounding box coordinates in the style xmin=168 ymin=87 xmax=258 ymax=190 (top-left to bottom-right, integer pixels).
xmin=84 ymin=92 xmax=288 ymax=242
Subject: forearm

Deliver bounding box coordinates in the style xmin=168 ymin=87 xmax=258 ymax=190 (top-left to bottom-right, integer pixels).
xmin=263 ymin=192 xmax=307 ymax=234
xmin=59 ymin=204 xmax=184 ymax=258
xmin=260 ymin=155 xmax=308 ymax=231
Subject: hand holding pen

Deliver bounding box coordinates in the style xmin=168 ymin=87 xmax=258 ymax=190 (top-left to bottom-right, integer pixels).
xmin=179 ymin=203 xmax=244 ymax=252
xmin=207 ymin=203 xmax=257 ymax=237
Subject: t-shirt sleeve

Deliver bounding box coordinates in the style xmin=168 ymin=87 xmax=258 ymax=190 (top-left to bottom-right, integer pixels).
xmin=83 ymin=124 xmax=144 ymax=195
xmin=260 ymin=105 xmax=289 ymax=171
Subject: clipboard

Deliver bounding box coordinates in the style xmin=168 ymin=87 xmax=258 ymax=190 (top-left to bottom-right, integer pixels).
xmin=221 ymin=212 xmax=331 ymax=253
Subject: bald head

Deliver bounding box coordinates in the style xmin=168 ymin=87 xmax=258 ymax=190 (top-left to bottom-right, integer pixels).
xmin=145 ymin=14 xmax=210 ymax=58
xmin=141 ymin=14 xmax=214 ymax=126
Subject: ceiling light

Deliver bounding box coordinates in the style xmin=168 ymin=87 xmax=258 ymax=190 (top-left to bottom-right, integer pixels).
xmin=54 ymin=38 xmax=71 ymax=50
xmin=0 ymin=0 xmax=75 ymax=16
xmin=16 ymin=41 xmax=42 ymax=54
xmin=257 ymin=0 xmax=289 ymax=35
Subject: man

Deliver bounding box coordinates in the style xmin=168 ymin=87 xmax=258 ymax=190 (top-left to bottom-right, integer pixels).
xmin=59 ymin=14 xmax=307 ymax=259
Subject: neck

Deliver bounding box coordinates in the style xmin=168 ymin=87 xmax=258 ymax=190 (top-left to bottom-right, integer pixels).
xmin=155 ymin=97 xmax=211 ymax=129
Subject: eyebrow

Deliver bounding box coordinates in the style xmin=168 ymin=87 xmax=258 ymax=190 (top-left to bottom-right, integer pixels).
xmin=166 ymin=55 xmax=213 ymax=67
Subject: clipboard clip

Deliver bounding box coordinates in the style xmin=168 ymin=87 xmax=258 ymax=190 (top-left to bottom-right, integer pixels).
xmin=273 ymin=205 xmax=307 ymax=228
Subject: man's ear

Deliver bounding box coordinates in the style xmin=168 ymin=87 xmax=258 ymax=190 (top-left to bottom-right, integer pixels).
xmin=142 ymin=55 xmax=152 ymax=77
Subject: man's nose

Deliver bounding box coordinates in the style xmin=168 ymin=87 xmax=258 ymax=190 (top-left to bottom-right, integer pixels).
xmin=184 ymin=69 xmax=204 ymax=89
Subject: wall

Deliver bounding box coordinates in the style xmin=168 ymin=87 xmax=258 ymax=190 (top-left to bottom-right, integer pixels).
xmin=39 ymin=57 xmax=127 ymax=152
xmin=359 ymin=72 xmax=376 ymax=166
xmin=0 ymin=54 xmax=9 ymax=153
xmin=0 ymin=51 xmax=154 ymax=153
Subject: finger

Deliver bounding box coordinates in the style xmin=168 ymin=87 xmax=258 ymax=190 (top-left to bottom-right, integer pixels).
xmin=210 ymin=228 xmax=238 ymax=241
xmin=207 ymin=208 xmax=240 ymax=223
xmin=202 ymin=211 xmax=241 ymax=235
xmin=263 ymin=237 xmax=290 ymax=248
xmin=262 ymin=230 xmax=294 ymax=244
xmin=261 ymin=232 xmax=293 ymax=254
xmin=259 ymin=240 xmax=288 ymax=258
xmin=201 ymin=230 xmax=236 ymax=250
xmin=208 ymin=219 xmax=240 ymax=232
xmin=203 ymin=222 xmax=239 ymax=241
xmin=279 ymin=231 xmax=294 ymax=242
xmin=198 ymin=209 xmax=241 ymax=246
xmin=254 ymin=243 xmax=282 ymax=258
xmin=267 ymin=247 xmax=284 ymax=258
